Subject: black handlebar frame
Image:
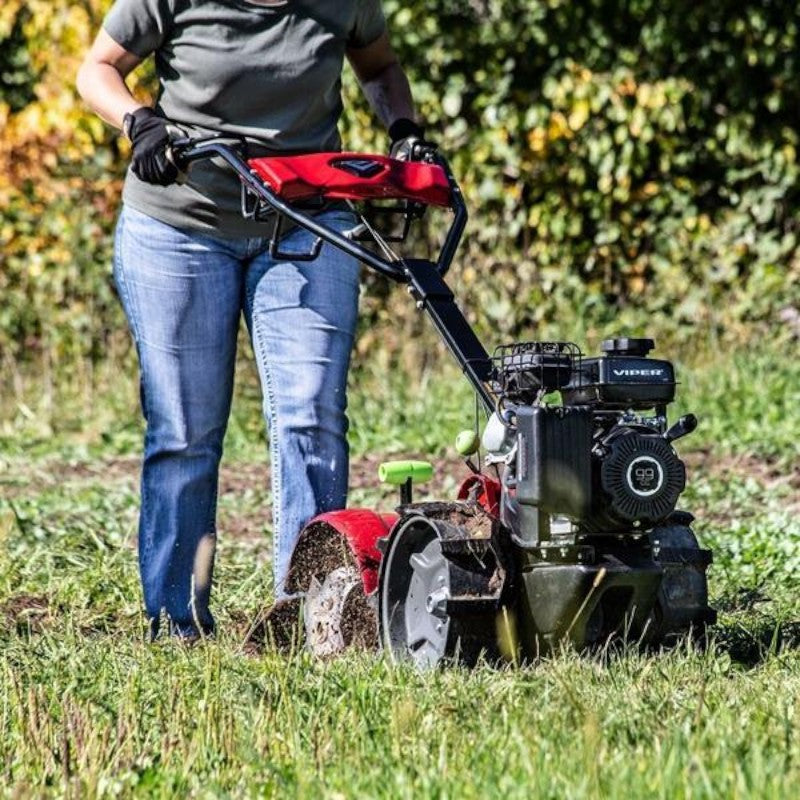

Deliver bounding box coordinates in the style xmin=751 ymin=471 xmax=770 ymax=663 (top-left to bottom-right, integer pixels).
xmin=168 ymin=136 xmax=496 ymax=411
xmin=168 ymin=137 xmax=468 ymax=284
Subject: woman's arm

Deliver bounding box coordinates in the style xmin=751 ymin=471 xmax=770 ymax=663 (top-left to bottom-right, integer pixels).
xmin=77 ymin=30 xmax=177 ymax=184
xmin=346 ymin=32 xmax=416 ymax=129
xmin=76 ymin=29 xmax=144 ymax=130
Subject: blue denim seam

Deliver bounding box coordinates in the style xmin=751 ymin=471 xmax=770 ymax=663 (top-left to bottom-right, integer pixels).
xmin=246 ymin=283 xmax=284 ymax=592
xmin=113 ymin=213 xmax=143 ymax=345
xmin=207 ymin=484 xmax=219 ymax=536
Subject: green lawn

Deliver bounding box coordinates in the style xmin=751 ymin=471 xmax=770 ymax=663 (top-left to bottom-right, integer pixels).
xmin=1 ymin=333 xmax=798 ymax=797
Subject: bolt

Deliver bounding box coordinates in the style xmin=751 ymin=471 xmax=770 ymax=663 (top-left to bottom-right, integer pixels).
xmin=426 ymin=587 xmax=450 ymax=617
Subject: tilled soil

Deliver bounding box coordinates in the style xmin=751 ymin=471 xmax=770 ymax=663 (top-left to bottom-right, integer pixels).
xmin=261 ymin=521 xmax=380 ymax=655
xmin=340 ymin=590 xmax=379 ymax=650
xmin=245 ymin=596 xmax=304 ymax=654
xmin=400 ymin=500 xmax=495 ymax=538
xmin=285 ymin=522 xmax=360 ymax=595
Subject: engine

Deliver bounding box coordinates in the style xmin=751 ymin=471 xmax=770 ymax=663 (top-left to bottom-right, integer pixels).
xmin=490 ymin=337 xmax=694 ymax=537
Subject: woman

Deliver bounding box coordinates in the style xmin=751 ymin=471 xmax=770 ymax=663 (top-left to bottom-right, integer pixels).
xmin=77 ymin=0 xmax=424 ymax=639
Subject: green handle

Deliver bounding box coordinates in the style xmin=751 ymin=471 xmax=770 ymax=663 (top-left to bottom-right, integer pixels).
xmin=378 ymin=460 xmax=434 ymax=486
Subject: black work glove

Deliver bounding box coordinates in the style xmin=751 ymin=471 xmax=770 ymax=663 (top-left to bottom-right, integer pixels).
xmin=124 ymin=107 xmax=179 ymax=186
xmin=388 ymin=118 xmax=434 ymax=162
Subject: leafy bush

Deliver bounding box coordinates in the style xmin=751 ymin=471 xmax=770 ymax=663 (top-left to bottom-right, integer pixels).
xmin=1 ymin=1 xmax=799 ymax=367
xmin=1 ymin=1 xmax=137 ymax=365
xmin=344 ymin=0 xmax=800 ymax=341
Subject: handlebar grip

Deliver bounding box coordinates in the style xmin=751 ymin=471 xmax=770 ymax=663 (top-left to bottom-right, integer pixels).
xmin=164 ymin=125 xmax=190 ymax=183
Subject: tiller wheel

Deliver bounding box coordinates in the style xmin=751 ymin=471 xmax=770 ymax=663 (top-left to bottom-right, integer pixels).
xmin=378 ymin=503 xmax=508 ymax=667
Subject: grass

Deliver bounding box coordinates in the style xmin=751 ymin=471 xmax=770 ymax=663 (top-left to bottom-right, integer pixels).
xmin=1 ymin=329 xmax=799 ymax=797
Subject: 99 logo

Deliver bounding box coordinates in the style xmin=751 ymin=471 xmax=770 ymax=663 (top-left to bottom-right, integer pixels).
xmin=626 ymin=456 xmax=665 ymax=497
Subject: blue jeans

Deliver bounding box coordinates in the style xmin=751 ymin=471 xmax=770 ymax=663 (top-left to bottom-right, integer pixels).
xmin=113 ymin=205 xmax=360 ymax=637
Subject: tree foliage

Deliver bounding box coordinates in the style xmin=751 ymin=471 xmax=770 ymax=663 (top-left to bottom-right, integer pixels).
xmin=1 ymin=1 xmax=799 ymax=364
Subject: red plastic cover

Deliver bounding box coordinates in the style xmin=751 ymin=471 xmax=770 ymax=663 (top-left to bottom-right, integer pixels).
xmin=247 ymin=152 xmax=451 ymax=207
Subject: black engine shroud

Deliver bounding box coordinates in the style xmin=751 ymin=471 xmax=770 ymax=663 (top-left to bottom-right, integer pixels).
xmin=501 ymin=337 xmax=689 ymax=534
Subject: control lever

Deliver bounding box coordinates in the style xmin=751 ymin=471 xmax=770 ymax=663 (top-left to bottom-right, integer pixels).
xmin=664 ymin=414 xmax=697 ymax=443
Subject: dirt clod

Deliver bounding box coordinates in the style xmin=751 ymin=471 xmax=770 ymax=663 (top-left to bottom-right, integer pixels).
xmin=0 ymin=594 xmax=53 ymax=634
xmin=341 ymin=590 xmax=379 ymax=650
xmin=402 ymin=501 xmax=494 ymax=538
xmin=258 ymin=520 xmax=383 ymax=655
xmin=285 ymin=522 xmax=359 ymax=595
xmin=244 ymin=596 xmax=304 ymax=654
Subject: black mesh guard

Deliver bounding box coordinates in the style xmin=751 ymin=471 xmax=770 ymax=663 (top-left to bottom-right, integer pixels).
xmin=492 ymin=341 xmax=580 ymax=402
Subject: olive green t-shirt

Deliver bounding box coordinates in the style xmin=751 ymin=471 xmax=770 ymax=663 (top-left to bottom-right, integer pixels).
xmin=103 ymin=0 xmax=386 ymax=236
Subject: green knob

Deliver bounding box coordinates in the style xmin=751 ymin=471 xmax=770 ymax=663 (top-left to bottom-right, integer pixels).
xmin=378 ymin=460 xmax=434 ymax=486
xmin=455 ymin=429 xmax=480 ymax=457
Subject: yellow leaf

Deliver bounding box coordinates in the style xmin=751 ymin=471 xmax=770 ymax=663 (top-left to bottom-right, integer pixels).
xmin=568 ymin=99 xmax=590 ymax=132
xmin=527 ymin=127 xmax=547 ymax=154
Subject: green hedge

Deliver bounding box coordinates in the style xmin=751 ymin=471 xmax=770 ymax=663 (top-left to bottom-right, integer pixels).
xmin=1 ymin=1 xmax=799 ymax=366
xmin=346 ymin=0 xmax=800 ymax=338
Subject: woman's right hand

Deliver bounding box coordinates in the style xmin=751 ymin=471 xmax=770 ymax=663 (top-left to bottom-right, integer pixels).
xmin=125 ymin=108 xmax=179 ymax=186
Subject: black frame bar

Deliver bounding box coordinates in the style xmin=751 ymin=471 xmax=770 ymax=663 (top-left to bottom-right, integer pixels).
xmin=170 ymin=138 xmax=495 ymax=410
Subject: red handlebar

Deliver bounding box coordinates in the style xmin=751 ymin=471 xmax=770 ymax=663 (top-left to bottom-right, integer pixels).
xmin=168 ymin=137 xmax=468 ymax=282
